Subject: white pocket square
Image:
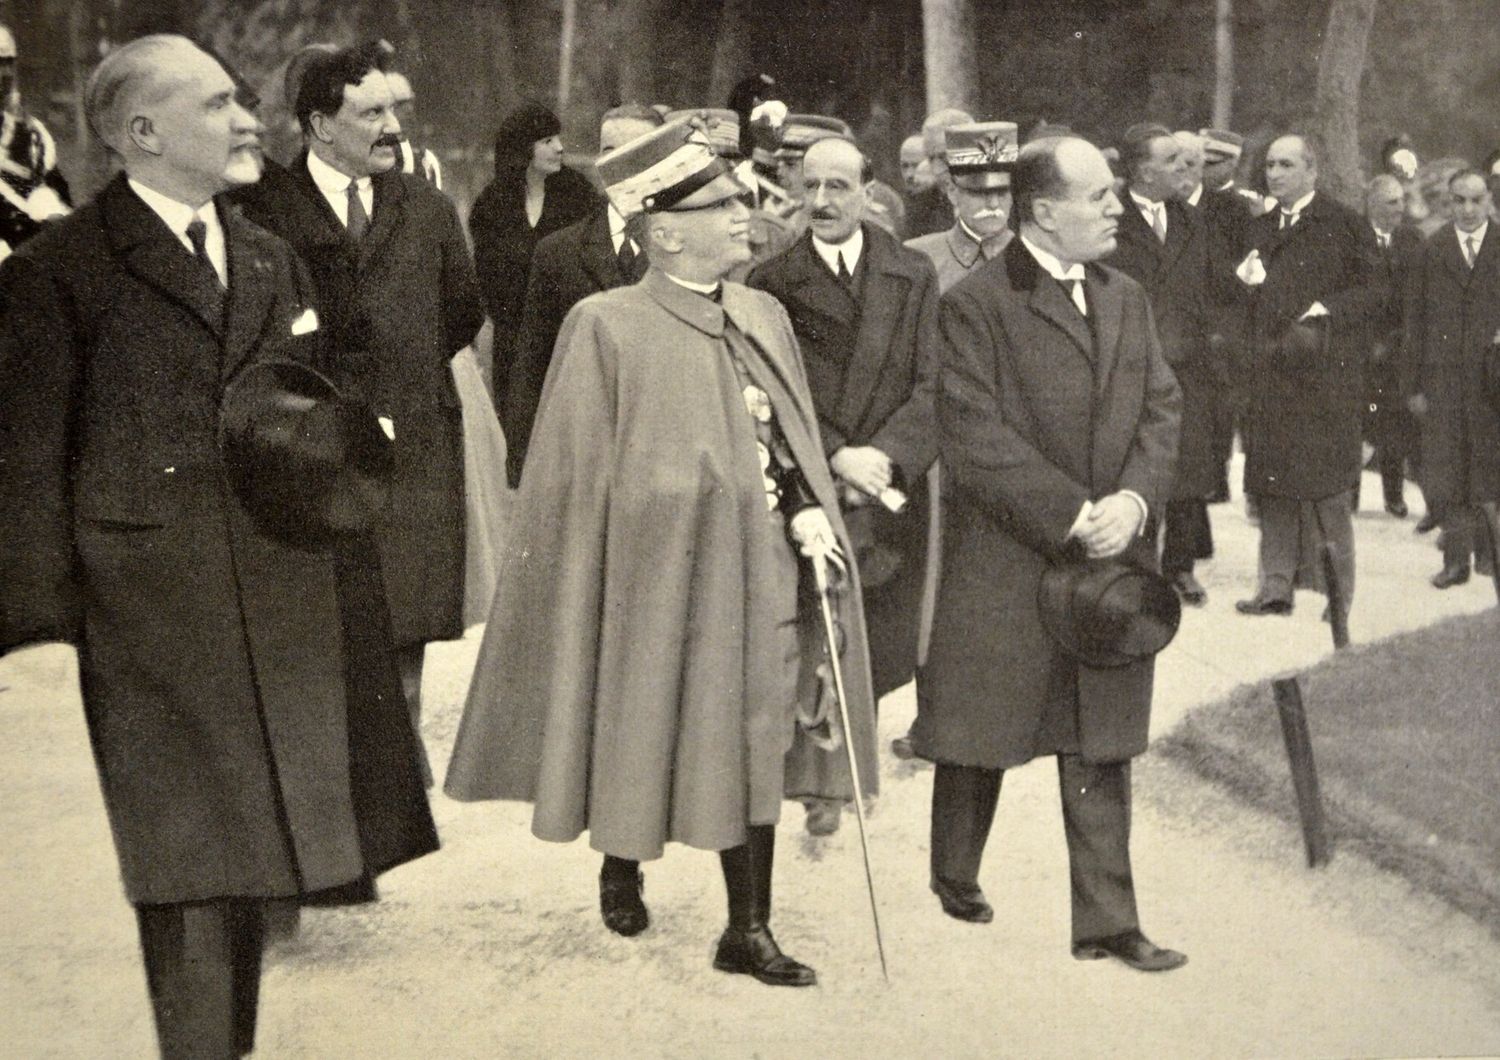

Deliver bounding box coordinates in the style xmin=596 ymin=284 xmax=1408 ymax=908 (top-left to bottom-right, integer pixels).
xmin=290 ymin=307 xmax=320 ymax=336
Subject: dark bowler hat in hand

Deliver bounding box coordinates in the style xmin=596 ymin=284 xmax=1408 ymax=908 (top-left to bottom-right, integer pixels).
xmin=1037 ymin=558 xmax=1181 ymax=669
xmin=220 ymin=359 xmax=394 ymax=547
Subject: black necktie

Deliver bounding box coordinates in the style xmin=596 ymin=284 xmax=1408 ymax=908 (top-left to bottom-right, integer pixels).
xmin=836 ymin=253 xmax=854 ymax=286
xmin=346 ymin=180 xmax=369 ymax=242
xmin=185 ymin=219 xmax=222 ymax=288
xmin=617 ymin=237 xmax=636 ymax=279
xmin=1279 ymin=209 xmax=1297 ymax=231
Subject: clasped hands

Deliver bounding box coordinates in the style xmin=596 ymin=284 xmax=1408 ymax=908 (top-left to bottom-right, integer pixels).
xmin=829 ymin=445 xmax=892 ymax=498
xmin=1067 ymin=492 xmax=1145 ymax=560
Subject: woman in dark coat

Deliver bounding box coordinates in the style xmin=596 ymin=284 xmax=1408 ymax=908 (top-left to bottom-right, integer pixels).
xmin=469 ymin=103 xmax=596 ymax=412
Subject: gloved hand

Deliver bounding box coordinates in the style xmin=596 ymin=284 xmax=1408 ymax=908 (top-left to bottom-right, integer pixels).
xmin=789 ymin=507 xmax=847 ymax=588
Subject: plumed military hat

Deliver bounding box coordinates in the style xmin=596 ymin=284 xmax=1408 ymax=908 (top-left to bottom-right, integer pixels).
xmin=1037 ymin=559 xmax=1181 ymax=669
xmin=944 ymin=121 xmax=1019 ymax=190
xmin=776 ymin=114 xmax=853 ymax=157
xmin=1199 ymin=128 xmax=1244 ymax=161
xmin=220 ymin=359 xmax=393 ymax=548
xmin=596 ymin=118 xmax=738 ymax=217
xmin=665 ymin=108 xmax=741 ymax=158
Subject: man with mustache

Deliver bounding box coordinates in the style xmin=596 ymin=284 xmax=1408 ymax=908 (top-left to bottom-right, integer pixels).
xmin=0 ymin=35 xmax=438 ymax=1054
xmin=749 ymin=134 xmax=941 ymax=834
xmin=446 ymin=120 xmax=876 ymax=984
xmin=1233 ymin=133 xmax=1383 ymax=619
xmin=913 ymin=135 xmax=1185 ymax=971
xmin=238 ymin=41 xmax=483 ymax=777
xmin=1105 ymin=123 xmax=1218 ymax=607
xmin=0 ymin=23 xmax=72 ymax=262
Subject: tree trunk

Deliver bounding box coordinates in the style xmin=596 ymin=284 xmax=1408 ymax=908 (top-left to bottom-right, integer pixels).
xmin=920 ymin=0 xmax=978 ymax=114
xmin=707 ymin=0 xmax=756 ymax=108
xmin=1314 ymin=0 xmax=1378 ymax=207
xmin=1213 ymin=0 xmax=1234 ymax=129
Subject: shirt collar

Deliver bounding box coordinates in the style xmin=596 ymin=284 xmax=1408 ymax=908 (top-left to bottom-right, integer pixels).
xmin=812 ymin=226 xmax=864 ymax=275
xmin=663 ymin=271 xmax=721 ymax=296
xmin=1128 ymin=189 xmax=1164 ymax=212
xmin=1280 ymin=189 xmax=1316 ymax=216
xmin=1186 ymin=184 xmax=1204 ymax=207
xmin=126 ymin=178 xmax=217 ymax=238
xmin=607 ymin=202 xmax=629 ymax=239
xmin=306 ymin=148 xmax=371 ymax=201
xmin=1019 ymin=233 xmax=1085 ymax=282
xmin=1458 ymin=220 xmax=1489 ymax=248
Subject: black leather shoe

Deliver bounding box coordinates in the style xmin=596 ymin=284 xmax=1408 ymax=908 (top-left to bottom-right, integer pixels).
xmin=713 ymin=925 xmax=817 ymax=986
xmin=600 ymin=869 xmax=649 ymax=937
xmin=1235 ymin=596 xmax=1292 ymax=616
xmin=1431 ymin=564 xmax=1471 ymax=589
xmin=1172 ymin=572 xmax=1208 ymax=606
xmin=931 ymin=876 xmax=994 ymax=923
xmin=1415 ymin=512 xmax=1438 ymax=534
xmin=804 ymin=798 xmax=842 ymax=836
xmin=1072 ymin=929 xmax=1187 ymax=972
xmin=1384 ymin=499 xmax=1409 ymax=518
xmin=890 ymin=733 xmax=916 ymax=759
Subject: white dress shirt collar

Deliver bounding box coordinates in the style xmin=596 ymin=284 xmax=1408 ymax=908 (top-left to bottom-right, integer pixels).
xmin=1280 ymin=189 xmax=1316 ymax=218
xmin=306 ymin=149 xmax=374 ymax=227
xmin=1186 ymin=183 xmax=1204 ymax=207
xmin=812 ymin=226 xmax=864 ymax=277
xmin=1457 ymin=220 xmax=1489 ymax=255
xmin=663 ymin=272 xmax=720 ymax=296
xmin=607 ymin=202 xmax=638 ymax=255
xmin=1019 ymin=233 xmax=1085 ymax=282
xmin=127 ymin=178 xmax=227 ymax=286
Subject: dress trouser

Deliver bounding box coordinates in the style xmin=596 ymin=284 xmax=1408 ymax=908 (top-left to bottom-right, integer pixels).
xmin=135 ymin=899 xmax=266 ymax=1059
xmin=1256 ymin=491 xmax=1355 ymax=610
xmin=1440 ymin=505 xmax=1498 ymax=570
xmin=1161 ymin=498 xmax=1213 ymax=576
xmin=930 ymin=756 xmax=1139 ymax=942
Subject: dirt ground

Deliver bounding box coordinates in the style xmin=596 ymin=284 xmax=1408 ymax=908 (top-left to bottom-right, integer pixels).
xmin=3 ymin=466 xmax=1499 ymax=1059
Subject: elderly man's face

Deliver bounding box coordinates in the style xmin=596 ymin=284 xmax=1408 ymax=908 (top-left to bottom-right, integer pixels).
xmin=802 ymin=138 xmax=868 ymax=244
xmin=148 ymin=46 xmax=265 ymax=197
xmin=899 ymin=137 xmax=925 ymax=192
xmin=1173 ymin=135 xmax=1204 ymax=198
xmin=1265 ymin=136 xmax=1317 ymax=207
xmin=1038 ymin=140 xmax=1123 ymax=264
xmin=313 ymin=69 xmax=402 ymax=177
xmin=655 ymin=173 xmax=754 ymax=275
xmin=1132 ymin=135 xmax=1186 ymax=202
xmin=1366 ymin=181 xmax=1405 ymax=233
xmin=951 ymin=179 xmax=1011 ymax=239
xmin=1451 ymin=173 xmax=1492 ymax=233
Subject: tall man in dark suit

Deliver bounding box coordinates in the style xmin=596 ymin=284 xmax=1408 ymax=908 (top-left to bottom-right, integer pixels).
xmin=914 ymin=135 xmax=1185 ymax=971
xmin=1362 ymin=174 xmax=1424 ymax=519
xmin=1233 ymin=134 xmax=1383 ymax=619
xmin=749 ymin=135 xmax=939 ymax=834
xmin=504 ymin=102 xmax=662 ymax=484
xmin=1403 ymin=169 xmax=1500 ymax=587
xmin=238 ymin=42 xmax=484 ymax=774
xmin=0 ymin=36 xmax=437 ymax=1056
xmin=1107 ymin=124 xmax=1217 ymax=605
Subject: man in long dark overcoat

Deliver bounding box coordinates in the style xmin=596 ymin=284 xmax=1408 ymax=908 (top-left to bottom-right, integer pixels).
xmin=1106 ymin=124 xmax=1219 ymax=605
xmin=1233 ymin=134 xmax=1384 ymax=619
xmin=503 ymin=102 xmax=661 ymax=485
xmin=748 ymin=136 xmax=940 ymax=703
xmin=0 ymin=36 xmax=436 ymax=1056
xmin=1403 ymin=168 xmax=1500 ymax=586
xmin=914 ymin=136 xmax=1186 ymax=971
xmin=237 ymin=42 xmax=483 ymax=766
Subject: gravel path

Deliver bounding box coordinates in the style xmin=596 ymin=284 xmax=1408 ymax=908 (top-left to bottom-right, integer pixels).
xmin=3 ymin=466 xmax=1498 ymax=1058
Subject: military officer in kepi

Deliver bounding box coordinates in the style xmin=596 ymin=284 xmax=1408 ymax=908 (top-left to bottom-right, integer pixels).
xmin=444 ymin=118 xmax=878 ymax=988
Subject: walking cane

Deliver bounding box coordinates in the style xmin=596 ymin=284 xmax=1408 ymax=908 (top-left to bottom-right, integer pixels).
xmin=811 ymin=552 xmax=890 ymax=983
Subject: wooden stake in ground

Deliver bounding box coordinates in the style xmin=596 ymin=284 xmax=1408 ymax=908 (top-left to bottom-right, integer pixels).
xmin=1271 ymin=676 xmax=1331 ymax=868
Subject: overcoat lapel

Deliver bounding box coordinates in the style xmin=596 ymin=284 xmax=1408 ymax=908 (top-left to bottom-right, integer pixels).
xmin=358 ymin=170 xmax=406 ymax=271
xmin=578 ymin=207 xmax=623 ymax=291
xmin=103 ymin=176 xmax=226 ymax=343
xmin=781 ymin=232 xmax=859 ymax=328
xmin=1469 ymin=228 xmax=1500 ymax=292
xmin=1158 ymin=201 xmax=1193 ymax=277
xmin=1026 ymin=266 xmax=1094 ymax=361
xmin=288 ymin=153 xmax=347 ymax=239
xmin=1086 ymin=266 xmax=1125 ymax=396
xmin=838 ymin=226 xmax=910 ymax=429
xmin=219 ymin=206 xmax=281 ymax=382
xmin=1118 ymin=203 xmax=1161 ymax=270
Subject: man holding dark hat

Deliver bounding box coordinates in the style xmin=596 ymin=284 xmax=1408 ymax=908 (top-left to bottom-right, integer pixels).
xmin=0 ymin=35 xmax=437 ymax=1056
xmin=749 ymin=134 xmax=941 ymax=832
xmin=238 ymin=40 xmax=484 ymax=778
xmin=913 ymin=135 xmax=1186 ymax=972
xmin=445 ymin=119 xmax=877 ymax=987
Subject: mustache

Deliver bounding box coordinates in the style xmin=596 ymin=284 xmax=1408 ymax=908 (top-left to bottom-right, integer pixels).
xmin=810 ymin=208 xmax=838 ymax=221
xmin=372 ymin=133 xmax=403 ymax=150
xmin=971 ymin=209 xmax=1007 ymax=219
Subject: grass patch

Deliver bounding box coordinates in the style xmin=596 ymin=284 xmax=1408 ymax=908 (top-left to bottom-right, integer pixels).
xmin=1159 ymin=610 xmax=1500 ymax=937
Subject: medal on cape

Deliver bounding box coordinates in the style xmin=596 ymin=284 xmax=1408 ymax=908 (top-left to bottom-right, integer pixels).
xmin=743 ymin=384 xmax=773 ymax=424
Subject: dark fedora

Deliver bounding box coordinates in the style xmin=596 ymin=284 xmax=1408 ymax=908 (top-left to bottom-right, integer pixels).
xmin=220 ymin=359 xmax=393 ymax=547
xmin=1037 ymin=559 xmax=1181 ymax=669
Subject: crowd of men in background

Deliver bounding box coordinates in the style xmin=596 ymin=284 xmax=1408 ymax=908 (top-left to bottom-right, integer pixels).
xmin=2 ymin=24 xmax=1499 ymax=1057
